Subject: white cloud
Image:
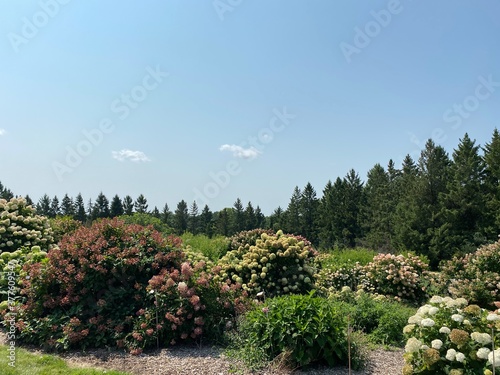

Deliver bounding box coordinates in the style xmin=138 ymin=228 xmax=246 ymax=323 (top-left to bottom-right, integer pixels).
xmin=112 ymin=149 xmax=151 ymax=162
xmin=219 ymin=144 xmax=261 ymax=159
xmin=0 ymin=129 xmax=6 ymax=136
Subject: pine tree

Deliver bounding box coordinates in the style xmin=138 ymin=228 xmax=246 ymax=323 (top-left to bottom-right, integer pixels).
xmin=92 ymin=192 xmax=110 ymax=219
xmin=61 ymin=194 xmax=75 ymax=217
xmin=244 ymin=201 xmax=257 ymax=230
xmin=134 ymin=194 xmax=148 ymax=213
xmin=74 ymin=193 xmax=87 ymax=222
xmin=269 ymin=206 xmax=285 ymax=231
xmin=255 ymin=205 xmax=265 ymax=228
xmin=36 ymin=194 xmax=51 ymax=216
xmin=0 ymin=181 xmax=14 ymax=200
xmin=151 ymin=206 xmax=161 ymax=219
xmin=216 ymin=208 xmax=231 ymax=237
xmin=123 ymin=195 xmax=134 ymax=215
xmin=50 ymin=196 xmax=60 ymax=218
xmin=342 ymin=169 xmax=365 ymax=247
xmin=24 ymin=195 xmax=34 ymax=206
xmin=232 ymin=198 xmax=245 ymax=234
xmin=299 ymin=182 xmax=319 ymax=244
xmin=484 ymin=128 xmax=500 ymax=238
xmin=188 ymin=201 xmax=199 ymax=234
xmin=284 ymin=186 xmax=301 ymax=235
xmin=110 ymin=195 xmax=124 ymax=217
xmin=173 ymin=200 xmax=189 ymax=234
xmin=199 ymin=205 xmax=214 ymax=237
xmin=363 ymin=163 xmax=393 ymax=251
xmin=161 ymin=203 xmax=172 ymax=225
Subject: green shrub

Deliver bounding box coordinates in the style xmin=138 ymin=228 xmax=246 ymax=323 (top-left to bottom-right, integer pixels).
xmin=403 ymin=296 xmax=500 ymax=375
xmin=227 ymin=229 xmax=276 ymax=251
xmin=49 ymin=216 xmax=83 ymax=243
xmin=318 ymin=248 xmax=378 ymax=269
xmin=236 ymin=293 xmax=365 ymax=369
xmin=0 ymin=197 xmax=54 ymax=253
xmin=119 ymin=213 xmax=172 ymax=236
xmin=181 ymin=232 xmax=229 ymax=261
xmin=438 ymin=238 xmax=500 ymax=308
xmin=215 ymin=230 xmax=318 ymax=297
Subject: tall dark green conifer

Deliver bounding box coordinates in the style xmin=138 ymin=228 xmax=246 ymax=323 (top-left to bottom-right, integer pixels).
xmin=284 ymin=186 xmax=301 ymax=235
xmin=299 ymin=182 xmax=319 ymax=244
xmin=188 ymin=201 xmax=199 ymax=234
xmin=484 ymin=128 xmax=500 ymax=238
xmin=123 ymin=195 xmax=134 ymax=215
xmin=110 ymin=195 xmax=124 ymax=217
xmin=61 ymin=194 xmax=75 ymax=217
xmin=134 ymin=194 xmax=148 ymax=213
xmin=173 ymin=200 xmax=189 ymax=234
xmin=74 ymin=193 xmax=87 ymax=222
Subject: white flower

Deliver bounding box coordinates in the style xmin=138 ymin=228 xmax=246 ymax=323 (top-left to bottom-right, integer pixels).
xmin=456 ymin=352 xmax=465 ymax=363
xmin=421 ymin=318 xmax=435 ymax=327
xmin=418 ymin=305 xmax=431 ymax=315
xmin=455 ymin=298 xmax=468 ymax=306
xmin=431 ymin=339 xmax=443 ymax=350
xmin=405 ymin=337 xmax=422 ymax=353
xmin=439 ymin=327 xmax=451 ymax=334
xmin=471 ymin=332 xmax=492 ymax=345
xmin=477 ymin=347 xmax=491 ymax=360
xmin=487 ymin=313 xmax=500 ymax=321
xmin=421 ymin=345 xmax=429 ymax=350
xmin=488 ymin=349 xmax=500 ymax=367
xmin=430 ymin=296 xmax=443 ymax=304
xmin=446 ymin=348 xmax=457 ymax=361
xmin=463 ymin=319 xmax=471 ymax=325
xmin=403 ymin=324 xmax=415 ymax=334
xmin=429 ymin=306 xmax=439 ymax=315
xmin=408 ymin=315 xmax=423 ymax=324
xmin=451 ymin=314 xmax=464 ymax=323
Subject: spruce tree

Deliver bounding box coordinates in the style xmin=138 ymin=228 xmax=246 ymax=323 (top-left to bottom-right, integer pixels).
xmin=199 ymin=205 xmax=214 ymax=237
xmin=50 ymin=196 xmax=60 ymax=218
xmin=299 ymin=182 xmax=319 ymax=244
xmin=244 ymin=201 xmax=257 ymax=230
xmin=36 ymin=194 xmax=51 ymax=217
xmin=484 ymin=128 xmax=500 ymax=238
xmin=74 ymin=193 xmax=87 ymax=222
xmin=123 ymin=195 xmax=134 ymax=215
xmin=110 ymin=195 xmax=124 ymax=217
xmin=134 ymin=194 xmax=148 ymax=213
xmin=173 ymin=200 xmax=189 ymax=234
xmin=232 ymin=198 xmax=245 ymax=233
xmin=61 ymin=194 xmax=75 ymax=217
xmin=284 ymin=186 xmax=301 ymax=235
xmin=188 ymin=201 xmax=199 ymax=234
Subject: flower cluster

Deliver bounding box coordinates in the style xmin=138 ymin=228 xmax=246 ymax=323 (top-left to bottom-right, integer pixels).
xmin=0 ymin=197 xmax=54 ymax=253
xmin=438 ymin=238 xmax=500 ymax=308
xmin=215 ymin=230 xmax=318 ymax=297
xmin=403 ymin=296 xmax=500 ymax=374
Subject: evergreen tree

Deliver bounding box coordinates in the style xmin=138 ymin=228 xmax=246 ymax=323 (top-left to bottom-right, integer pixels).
xmin=49 ymin=195 xmax=60 ymax=218
xmin=151 ymin=206 xmax=161 ymax=219
xmin=92 ymin=192 xmax=110 ymax=219
xmin=255 ymin=205 xmax=265 ymax=228
xmin=244 ymin=201 xmax=257 ymax=230
xmin=0 ymin=181 xmax=14 ymax=200
xmin=269 ymin=206 xmax=285 ymax=231
xmin=363 ymin=164 xmax=393 ymax=251
xmin=318 ymin=178 xmax=347 ymax=249
xmin=24 ymin=195 xmax=34 ymax=206
xmin=216 ymin=208 xmax=231 ymax=237
xmin=134 ymin=194 xmax=148 ymax=213
xmin=188 ymin=201 xmax=199 ymax=234
xmin=342 ymin=169 xmax=365 ymax=247
xmin=232 ymin=198 xmax=245 ymax=234
xmin=74 ymin=193 xmax=87 ymax=222
xmin=110 ymin=195 xmax=124 ymax=217
xmin=123 ymin=195 xmax=134 ymax=215
xmin=161 ymin=203 xmax=172 ymax=225
xmin=36 ymin=194 xmax=51 ymax=217
xmin=284 ymin=186 xmax=301 ymax=235
xmin=61 ymin=194 xmax=75 ymax=217
xmin=437 ymin=134 xmax=487 ymax=255
xmin=484 ymin=128 xmax=500 ymax=238
xmin=173 ymin=200 xmax=189 ymax=234
xmin=299 ymin=182 xmax=319 ymax=244
xmin=199 ymin=205 xmax=214 ymax=237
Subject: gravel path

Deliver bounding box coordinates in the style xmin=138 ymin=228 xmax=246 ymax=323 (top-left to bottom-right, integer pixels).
xmin=1 ymin=331 xmax=404 ymax=374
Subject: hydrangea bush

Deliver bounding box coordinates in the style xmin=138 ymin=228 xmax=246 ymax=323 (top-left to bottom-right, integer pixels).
xmin=438 ymin=238 xmax=500 ymax=308
xmin=403 ymin=296 xmax=500 ymax=375
xmin=215 ymin=230 xmax=318 ymax=297
xmin=0 ymin=197 xmax=54 ymax=253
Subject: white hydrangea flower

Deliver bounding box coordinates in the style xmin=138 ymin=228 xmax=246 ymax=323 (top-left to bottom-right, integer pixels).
xmin=417 ymin=305 xmax=431 ymax=315
xmin=487 ymin=313 xmax=500 ymax=322
xmin=431 ymin=339 xmax=443 ymax=349
xmin=405 ymin=337 xmax=422 ymax=353
xmin=456 ymin=352 xmax=465 ymax=363
xmin=471 ymin=332 xmax=492 ymax=345
xmin=403 ymin=324 xmax=415 ymax=334
xmin=488 ymin=349 xmax=500 ymax=367
xmin=477 ymin=347 xmax=491 ymax=360
xmin=430 ymin=295 xmax=443 ymax=304
xmin=408 ymin=315 xmax=423 ymax=324
xmin=421 ymin=345 xmax=429 ymax=350
xmin=421 ymin=318 xmax=435 ymax=327
xmin=429 ymin=306 xmax=439 ymax=315
xmin=446 ymin=348 xmax=457 ymax=361
xmin=439 ymin=327 xmax=451 ymax=335
xmin=451 ymin=314 xmax=464 ymax=323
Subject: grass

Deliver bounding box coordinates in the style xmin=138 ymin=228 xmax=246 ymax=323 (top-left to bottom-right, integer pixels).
xmin=181 ymin=233 xmax=229 ymax=261
xmin=319 ymin=247 xmax=377 ymax=269
xmin=0 ymin=344 xmax=130 ymax=375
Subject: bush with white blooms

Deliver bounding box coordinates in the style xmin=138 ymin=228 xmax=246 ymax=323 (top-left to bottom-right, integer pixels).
xmin=403 ymin=296 xmax=500 ymax=375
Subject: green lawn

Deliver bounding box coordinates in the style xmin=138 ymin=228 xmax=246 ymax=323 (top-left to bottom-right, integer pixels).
xmin=0 ymin=345 xmax=130 ymax=375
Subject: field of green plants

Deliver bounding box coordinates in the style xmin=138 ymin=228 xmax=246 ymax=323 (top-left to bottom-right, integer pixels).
xmin=1 ymin=196 xmax=500 ymax=374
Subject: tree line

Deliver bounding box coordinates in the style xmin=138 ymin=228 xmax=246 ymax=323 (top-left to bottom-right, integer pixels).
xmin=1 ymin=130 xmax=499 ymax=267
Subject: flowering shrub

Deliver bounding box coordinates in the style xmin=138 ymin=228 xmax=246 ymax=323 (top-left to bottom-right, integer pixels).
xmin=403 ymin=296 xmax=500 ymax=374
xmin=10 ymin=219 xmax=247 ymax=353
xmin=315 ymin=261 xmax=372 ymax=295
xmin=49 ymin=216 xmax=82 ymax=243
xmin=438 ymin=238 xmax=500 ymax=308
xmin=215 ymin=230 xmax=318 ymax=297
xmin=227 ymin=229 xmax=276 ymax=251
xmin=237 ymin=293 xmax=365 ymax=369
xmin=364 ymin=253 xmax=429 ymax=302
xmin=0 ymin=197 xmax=54 ymax=253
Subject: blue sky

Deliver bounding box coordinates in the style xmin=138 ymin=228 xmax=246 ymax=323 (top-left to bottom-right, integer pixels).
xmin=0 ymin=1 xmax=499 ymax=214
